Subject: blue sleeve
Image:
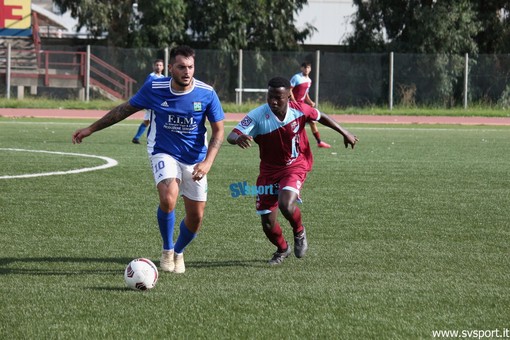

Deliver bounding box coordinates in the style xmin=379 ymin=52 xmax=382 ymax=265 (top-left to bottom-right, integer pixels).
xmin=234 ymin=110 xmax=258 ymax=137
xmin=290 ymin=74 xmax=298 ymax=87
xmin=129 ymin=81 xmax=152 ymax=109
xmin=206 ymin=90 xmax=225 ymax=123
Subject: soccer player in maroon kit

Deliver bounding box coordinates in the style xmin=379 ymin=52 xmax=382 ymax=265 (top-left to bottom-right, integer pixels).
xmin=227 ymin=77 xmax=358 ymax=265
xmin=290 ymin=61 xmax=331 ymax=148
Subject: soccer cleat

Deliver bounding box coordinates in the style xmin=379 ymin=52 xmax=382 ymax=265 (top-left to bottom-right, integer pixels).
xmin=294 ymin=229 xmax=308 ymax=258
xmin=268 ymin=243 xmax=292 ymax=265
xmin=174 ymin=252 xmax=185 ymax=274
xmin=160 ymin=249 xmax=175 ymax=272
xmin=132 ymin=138 xmax=140 ymax=144
xmin=317 ymin=141 xmax=331 ymax=148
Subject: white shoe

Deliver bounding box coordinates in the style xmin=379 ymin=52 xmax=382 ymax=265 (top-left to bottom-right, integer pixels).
xmin=160 ymin=249 xmax=175 ymax=272
xmin=174 ymin=252 xmax=185 ymax=274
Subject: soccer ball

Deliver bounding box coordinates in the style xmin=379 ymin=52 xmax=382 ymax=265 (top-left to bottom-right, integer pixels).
xmin=124 ymin=258 xmax=159 ymax=290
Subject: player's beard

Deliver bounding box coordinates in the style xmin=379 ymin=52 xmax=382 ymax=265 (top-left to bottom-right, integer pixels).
xmin=173 ymin=77 xmax=192 ymax=88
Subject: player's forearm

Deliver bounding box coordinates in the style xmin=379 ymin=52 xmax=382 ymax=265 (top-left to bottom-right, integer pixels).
xmin=88 ymin=102 xmax=139 ymax=133
xmin=203 ymin=129 xmax=224 ymax=164
xmin=318 ymin=113 xmax=350 ymax=137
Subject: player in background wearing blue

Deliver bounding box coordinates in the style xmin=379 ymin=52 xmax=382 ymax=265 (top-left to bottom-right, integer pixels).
xmin=72 ymin=46 xmax=225 ymax=274
xmin=290 ymin=61 xmax=331 ymax=148
xmin=132 ymin=59 xmax=165 ymax=144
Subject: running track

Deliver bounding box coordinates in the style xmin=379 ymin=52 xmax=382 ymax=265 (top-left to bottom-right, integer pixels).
xmin=1 ymin=108 xmax=510 ymax=126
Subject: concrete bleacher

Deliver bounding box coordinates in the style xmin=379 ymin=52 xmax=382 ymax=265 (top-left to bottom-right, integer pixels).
xmin=0 ymin=37 xmax=39 ymax=99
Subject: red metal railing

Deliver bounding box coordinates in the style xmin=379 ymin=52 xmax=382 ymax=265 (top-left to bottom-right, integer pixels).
xmin=4 ymin=48 xmax=136 ymax=100
xmin=0 ymin=11 xmax=137 ymax=100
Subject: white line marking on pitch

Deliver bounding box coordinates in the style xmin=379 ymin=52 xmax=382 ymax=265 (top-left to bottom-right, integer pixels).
xmin=0 ymin=148 xmax=118 ymax=179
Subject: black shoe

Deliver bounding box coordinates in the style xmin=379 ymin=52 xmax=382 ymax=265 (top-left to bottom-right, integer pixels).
xmin=132 ymin=138 xmax=140 ymax=144
xmin=268 ymin=243 xmax=291 ymax=265
xmin=294 ymin=228 xmax=308 ymax=258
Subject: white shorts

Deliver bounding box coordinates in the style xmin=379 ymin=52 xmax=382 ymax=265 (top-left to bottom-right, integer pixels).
xmin=149 ymin=153 xmax=207 ymax=202
xmin=143 ymin=109 xmax=151 ymax=121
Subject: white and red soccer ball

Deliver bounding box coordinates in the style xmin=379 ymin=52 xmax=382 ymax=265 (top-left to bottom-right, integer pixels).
xmin=124 ymin=258 xmax=158 ymax=290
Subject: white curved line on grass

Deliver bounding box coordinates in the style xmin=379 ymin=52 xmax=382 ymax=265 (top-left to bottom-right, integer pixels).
xmin=0 ymin=148 xmax=118 ymax=179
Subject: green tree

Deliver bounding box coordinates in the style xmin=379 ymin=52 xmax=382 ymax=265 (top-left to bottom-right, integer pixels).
xmin=345 ymin=0 xmax=483 ymax=107
xmin=131 ymin=0 xmax=186 ymax=48
xmin=52 ymin=0 xmax=314 ymax=51
xmin=346 ymin=0 xmax=480 ymax=54
xmin=53 ymin=0 xmax=135 ymax=47
xmin=471 ymin=1 xmax=510 ymax=53
xmin=184 ymin=0 xmax=315 ymax=51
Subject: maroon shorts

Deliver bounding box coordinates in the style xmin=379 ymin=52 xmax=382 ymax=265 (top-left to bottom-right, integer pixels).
xmin=255 ymin=171 xmax=307 ymax=214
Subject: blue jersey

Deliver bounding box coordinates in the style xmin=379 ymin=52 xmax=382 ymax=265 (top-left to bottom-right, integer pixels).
xmin=143 ymin=72 xmax=165 ymax=114
xmin=129 ymin=78 xmax=225 ymax=164
xmin=145 ymin=72 xmax=165 ymax=83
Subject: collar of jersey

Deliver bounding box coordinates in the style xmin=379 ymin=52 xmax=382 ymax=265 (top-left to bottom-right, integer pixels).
xmin=169 ymin=78 xmax=195 ymax=96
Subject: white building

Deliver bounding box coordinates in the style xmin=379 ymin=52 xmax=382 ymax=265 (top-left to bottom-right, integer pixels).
xmin=295 ymin=0 xmax=356 ymax=45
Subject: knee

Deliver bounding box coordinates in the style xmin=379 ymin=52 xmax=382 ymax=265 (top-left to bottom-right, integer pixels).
xmin=184 ymin=213 xmax=203 ymax=232
xmin=261 ymin=220 xmax=271 ymax=230
xmin=187 ymin=212 xmax=203 ymax=227
xmin=261 ymin=215 xmax=275 ymax=230
xmin=278 ymin=200 xmax=295 ymax=216
xmin=159 ymin=198 xmax=177 ymax=212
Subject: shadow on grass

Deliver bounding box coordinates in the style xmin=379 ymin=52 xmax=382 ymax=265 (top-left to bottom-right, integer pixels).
xmin=0 ymin=256 xmax=132 ymax=275
xmin=187 ymin=259 xmax=267 ymax=268
xmin=87 ymin=287 xmax=132 ymax=292
xmin=0 ymin=256 xmax=267 ymax=275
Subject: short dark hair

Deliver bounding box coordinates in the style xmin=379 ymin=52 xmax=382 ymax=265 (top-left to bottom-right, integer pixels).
xmin=301 ymin=61 xmax=312 ymax=67
xmin=169 ymin=45 xmax=195 ymax=63
xmin=268 ymin=77 xmax=291 ymax=89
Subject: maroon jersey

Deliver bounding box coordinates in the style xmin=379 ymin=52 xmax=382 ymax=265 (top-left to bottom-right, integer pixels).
xmin=232 ymin=101 xmax=320 ymax=176
xmin=290 ymin=72 xmax=312 ymax=102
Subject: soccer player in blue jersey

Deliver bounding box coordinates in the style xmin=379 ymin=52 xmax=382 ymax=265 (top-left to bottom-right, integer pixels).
xmin=72 ymin=46 xmax=225 ymax=274
xmin=132 ymin=59 xmax=165 ymax=144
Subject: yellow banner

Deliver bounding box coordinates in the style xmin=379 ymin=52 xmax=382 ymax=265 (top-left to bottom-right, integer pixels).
xmin=1 ymin=0 xmax=31 ymax=30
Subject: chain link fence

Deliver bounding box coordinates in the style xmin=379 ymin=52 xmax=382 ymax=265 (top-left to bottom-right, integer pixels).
xmin=2 ymin=43 xmax=510 ymax=108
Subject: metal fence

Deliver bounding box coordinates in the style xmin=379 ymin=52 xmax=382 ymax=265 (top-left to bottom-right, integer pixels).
xmin=2 ymin=43 xmax=510 ymax=108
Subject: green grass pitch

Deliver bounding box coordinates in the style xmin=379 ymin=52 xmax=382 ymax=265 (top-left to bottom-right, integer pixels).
xmin=1 ymin=118 xmax=509 ymax=339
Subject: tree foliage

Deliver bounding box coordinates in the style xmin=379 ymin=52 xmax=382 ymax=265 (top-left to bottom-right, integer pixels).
xmin=184 ymin=0 xmax=315 ymax=51
xmin=52 ymin=0 xmax=315 ymax=50
xmin=52 ymin=0 xmax=134 ymax=47
xmin=346 ymin=0 xmax=481 ymax=54
xmin=347 ymin=0 xmax=510 ymax=54
xmin=131 ymin=0 xmax=187 ymax=48
xmin=471 ymin=1 xmax=510 ymax=53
